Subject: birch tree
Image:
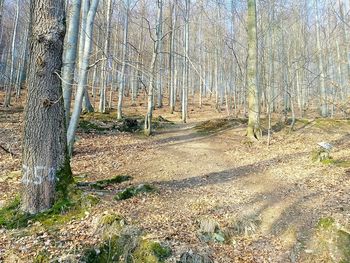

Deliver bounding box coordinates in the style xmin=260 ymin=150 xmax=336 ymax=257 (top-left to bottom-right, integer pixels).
xmin=4 ymin=0 xmax=19 ymax=107
xmin=117 ymin=0 xmax=130 ymax=120
xmin=99 ymin=0 xmax=113 ymax=113
xmin=67 ymin=0 xmax=99 ymax=155
xmin=144 ymin=0 xmax=162 ymax=136
xmin=62 ymin=0 xmax=82 ymax=124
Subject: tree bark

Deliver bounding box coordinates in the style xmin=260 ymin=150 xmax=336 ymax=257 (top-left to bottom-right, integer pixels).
xmin=22 ymin=0 xmax=72 ymax=214
xmin=117 ymin=0 xmax=130 ymax=120
xmin=62 ymin=0 xmax=82 ymax=125
xmin=67 ymin=0 xmax=99 ymax=155
xmin=4 ymin=0 xmax=19 ymax=107
xmin=246 ymin=0 xmax=261 ymax=140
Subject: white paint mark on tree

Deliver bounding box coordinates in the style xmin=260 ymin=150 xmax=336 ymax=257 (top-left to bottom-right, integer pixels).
xmin=21 ymin=165 xmax=56 ymax=185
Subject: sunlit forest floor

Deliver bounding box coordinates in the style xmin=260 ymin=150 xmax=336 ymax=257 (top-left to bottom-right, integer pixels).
xmin=1 ymin=93 xmax=350 ymax=262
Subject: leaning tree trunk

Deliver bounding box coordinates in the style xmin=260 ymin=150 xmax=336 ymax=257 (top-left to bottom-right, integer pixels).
xmin=67 ymin=0 xmax=99 ymax=155
xmin=22 ymin=0 xmax=73 ymax=214
xmin=246 ymin=0 xmax=261 ymax=140
xmin=62 ymin=0 xmax=82 ymax=125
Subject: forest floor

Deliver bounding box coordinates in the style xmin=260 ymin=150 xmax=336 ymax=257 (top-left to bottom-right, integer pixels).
xmin=0 ymin=97 xmax=350 ymax=262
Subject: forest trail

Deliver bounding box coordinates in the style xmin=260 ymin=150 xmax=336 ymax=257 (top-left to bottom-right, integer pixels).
xmin=1 ymin=109 xmax=350 ymax=262
xmin=71 ymin=115 xmax=350 ymax=262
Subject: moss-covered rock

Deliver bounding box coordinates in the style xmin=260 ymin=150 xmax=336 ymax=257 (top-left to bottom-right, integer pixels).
xmin=305 ymin=217 xmax=350 ymax=262
xmin=81 ymin=226 xmax=171 ymax=263
xmin=114 ymin=184 xmax=156 ymax=201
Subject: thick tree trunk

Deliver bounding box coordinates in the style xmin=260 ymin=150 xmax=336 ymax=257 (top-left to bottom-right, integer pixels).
xmin=246 ymin=0 xmax=261 ymax=140
xmin=22 ymin=0 xmax=72 ymax=214
xmin=62 ymin=0 xmax=82 ymax=125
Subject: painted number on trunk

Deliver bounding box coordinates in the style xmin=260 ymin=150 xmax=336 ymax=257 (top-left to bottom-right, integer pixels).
xmin=22 ymin=165 xmax=56 ymax=185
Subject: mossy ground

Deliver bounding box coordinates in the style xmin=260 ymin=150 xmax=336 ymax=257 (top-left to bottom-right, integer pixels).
xmin=82 ymin=234 xmax=171 ymax=263
xmin=114 ymin=184 xmax=156 ymax=200
xmin=0 ymin=189 xmax=99 ymax=230
xmin=308 ymin=217 xmax=350 ymax=262
xmin=86 ymin=175 xmax=132 ymax=190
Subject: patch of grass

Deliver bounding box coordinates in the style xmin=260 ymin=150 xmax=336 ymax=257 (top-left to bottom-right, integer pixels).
xmin=0 ymin=190 xmax=99 ymax=230
xmin=114 ymin=184 xmax=156 ymax=200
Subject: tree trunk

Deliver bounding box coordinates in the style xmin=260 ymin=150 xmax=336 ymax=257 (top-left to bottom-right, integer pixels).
xmin=182 ymin=0 xmax=190 ymax=123
xmin=144 ymin=0 xmax=162 ymax=136
xmin=315 ymin=0 xmax=328 ymax=117
xmin=4 ymin=0 xmax=19 ymax=107
xmin=117 ymin=0 xmax=130 ymax=120
xmin=77 ymin=0 xmax=94 ymax=113
xmin=246 ymin=0 xmax=261 ymax=140
xmin=22 ymin=0 xmax=72 ymax=214
xmin=99 ymin=0 xmax=112 ymax=113
xmin=62 ymin=0 xmax=82 ymax=125
xmin=67 ymin=0 xmax=99 ymax=155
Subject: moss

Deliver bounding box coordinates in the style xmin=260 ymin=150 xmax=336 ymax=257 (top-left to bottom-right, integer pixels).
xmin=79 ymin=120 xmax=111 ymax=133
xmin=114 ymin=184 xmax=156 ymax=201
xmin=133 ymin=240 xmax=171 ymax=263
xmin=150 ymin=242 xmax=172 ymax=260
xmin=99 ymin=213 xmax=123 ymax=226
xmin=115 ymin=187 xmax=135 ymax=200
xmin=33 ymin=250 xmax=50 ymax=263
xmin=317 ymin=217 xmax=335 ymax=230
xmin=90 ymin=175 xmax=132 ymax=190
xmin=313 ymin=217 xmax=350 ymax=262
xmin=0 ymin=190 xmax=99 ymax=230
xmin=55 ymin=156 xmax=74 ymax=200
xmin=81 ymin=226 xmax=171 ymax=263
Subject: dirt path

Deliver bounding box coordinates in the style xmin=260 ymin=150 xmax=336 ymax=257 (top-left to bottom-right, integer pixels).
xmin=1 ymin=110 xmax=350 ymax=262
